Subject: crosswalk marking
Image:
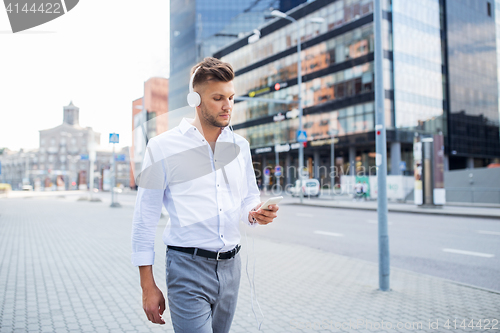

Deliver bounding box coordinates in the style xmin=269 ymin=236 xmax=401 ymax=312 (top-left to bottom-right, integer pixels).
xmin=443 ymin=248 xmax=494 ymax=258
xmin=296 ymin=213 xmax=314 ymax=218
xmin=478 ymin=230 xmax=500 ymax=236
xmin=314 ymin=230 xmax=344 ymax=237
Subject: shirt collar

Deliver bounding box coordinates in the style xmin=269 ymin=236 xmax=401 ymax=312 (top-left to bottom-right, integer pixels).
xmin=179 ymin=117 xmax=231 ymax=137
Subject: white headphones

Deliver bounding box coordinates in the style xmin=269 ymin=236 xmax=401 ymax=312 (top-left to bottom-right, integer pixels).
xmin=187 ymin=66 xmax=202 ymax=107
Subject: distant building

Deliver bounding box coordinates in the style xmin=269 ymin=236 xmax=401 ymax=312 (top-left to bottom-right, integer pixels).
xmin=131 ymin=77 xmax=169 ymax=189
xmin=38 ymin=101 xmax=100 ymax=189
xmin=0 ymin=101 xmax=131 ymax=190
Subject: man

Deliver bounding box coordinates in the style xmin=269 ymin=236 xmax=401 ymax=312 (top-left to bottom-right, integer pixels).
xmin=354 ymin=181 xmax=363 ymax=201
xmin=131 ymin=57 xmax=279 ymax=333
xmin=362 ymin=181 xmax=368 ymax=201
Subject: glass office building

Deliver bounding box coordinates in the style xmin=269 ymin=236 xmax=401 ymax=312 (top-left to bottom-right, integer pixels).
xmin=445 ymin=0 xmax=500 ymax=169
xmin=169 ymin=0 xmax=285 ymax=112
xmin=213 ymin=0 xmax=500 ymax=188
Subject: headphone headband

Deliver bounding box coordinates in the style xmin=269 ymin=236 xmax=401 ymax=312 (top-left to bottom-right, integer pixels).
xmin=187 ymin=66 xmax=202 ymax=107
xmin=189 ymin=66 xmax=201 ymax=93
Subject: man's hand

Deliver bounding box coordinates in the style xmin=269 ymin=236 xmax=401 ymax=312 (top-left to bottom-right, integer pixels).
xmin=142 ymin=285 xmax=166 ymax=324
xmin=139 ymin=265 xmax=166 ymax=324
xmin=249 ymin=202 xmax=279 ymax=225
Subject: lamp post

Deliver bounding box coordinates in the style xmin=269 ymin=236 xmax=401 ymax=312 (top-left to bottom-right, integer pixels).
xmin=374 ymin=0 xmax=390 ymax=291
xmin=270 ymin=10 xmax=324 ymax=204
xmin=329 ymin=127 xmax=338 ymax=197
xmin=87 ymin=130 xmax=97 ymax=201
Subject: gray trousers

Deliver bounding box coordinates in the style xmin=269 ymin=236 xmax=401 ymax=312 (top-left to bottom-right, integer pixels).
xmin=165 ymin=248 xmax=241 ymax=333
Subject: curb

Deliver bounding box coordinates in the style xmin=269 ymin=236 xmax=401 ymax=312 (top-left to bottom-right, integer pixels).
xmin=285 ymin=201 xmax=500 ymax=220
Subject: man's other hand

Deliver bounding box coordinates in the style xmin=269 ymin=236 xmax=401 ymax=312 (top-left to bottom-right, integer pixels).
xmin=142 ymin=285 xmax=166 ymax=324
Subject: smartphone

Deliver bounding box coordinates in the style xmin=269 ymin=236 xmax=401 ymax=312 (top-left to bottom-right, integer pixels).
xmin=260 ymin=196 xmax=283 ymax=211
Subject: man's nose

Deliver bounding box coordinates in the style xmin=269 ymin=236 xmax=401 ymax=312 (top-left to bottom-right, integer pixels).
xmin=222 ymin=99 xmax=232 ymax=110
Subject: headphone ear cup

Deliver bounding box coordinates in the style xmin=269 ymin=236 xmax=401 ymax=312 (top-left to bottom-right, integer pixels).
xmin=187 ymin=92 xmax=201 ymax=107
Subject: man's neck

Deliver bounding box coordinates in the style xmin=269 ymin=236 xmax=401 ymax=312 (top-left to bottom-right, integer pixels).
xmin=190 ymin=117 xmax=223 ymax=144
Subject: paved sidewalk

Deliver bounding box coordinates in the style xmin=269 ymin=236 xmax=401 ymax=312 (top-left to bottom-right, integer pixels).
xmin=0 ymin=197 xmax=499 ymax=332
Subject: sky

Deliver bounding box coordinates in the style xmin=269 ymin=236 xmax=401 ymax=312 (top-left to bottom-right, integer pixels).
xmin=0 ymin=0 xmax=170 ymax=152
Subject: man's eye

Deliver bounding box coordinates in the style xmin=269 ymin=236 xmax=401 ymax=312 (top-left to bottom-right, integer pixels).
xmin=214 ymin=98 xmax=221 ymax=101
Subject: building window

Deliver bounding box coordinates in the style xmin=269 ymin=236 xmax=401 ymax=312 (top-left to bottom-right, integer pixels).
xmin=487 ymin=2 xmax=492 ymax=16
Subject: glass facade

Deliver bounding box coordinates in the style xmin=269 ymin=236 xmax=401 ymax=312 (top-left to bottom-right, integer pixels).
xmin=236 ymin=101 xmax=374 ymax=148
xmin=232 ymin=23 xmax=374 ymax=97
xmin=170 ymin=0 xmax=285 ymax=112
xmin=223 ymin=0 xmax=374 ymax=71
xmin=446 ymin=0 xmax=500 ymax=160
xmin=392 ymin=0 xmax=445 ymax=132
xmin=219 ymin=0 xmax=376 ymax=149
xmin=210 ymin=0 xmax=499 ymax=182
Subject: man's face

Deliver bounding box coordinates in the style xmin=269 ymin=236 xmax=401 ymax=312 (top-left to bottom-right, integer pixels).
xmin=197 ymin=80 xmax=235 ymax=128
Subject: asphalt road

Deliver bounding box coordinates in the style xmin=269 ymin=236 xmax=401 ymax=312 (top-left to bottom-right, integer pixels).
xmin=15 ymin=190 xmax=500 ymax=292
xmin=245 ymin=203 xmax=500 ymax=292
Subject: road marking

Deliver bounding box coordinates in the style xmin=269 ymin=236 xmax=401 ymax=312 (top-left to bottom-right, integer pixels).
xmin=296 ymin=213 xmax=314 ymax=218
xmin=367 ymin=219 xmax=393 ymax=225
xmin=314 ymin=230 xmax=344 ymax=237
xmin=442 ymin=248 xmax=494 ymax=258
xmin=478 ymin=230 xmax=500 ymax=236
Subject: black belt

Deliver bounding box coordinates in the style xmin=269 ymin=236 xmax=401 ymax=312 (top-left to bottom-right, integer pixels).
xmin=167 ymin=244 xmax=241 ymax=260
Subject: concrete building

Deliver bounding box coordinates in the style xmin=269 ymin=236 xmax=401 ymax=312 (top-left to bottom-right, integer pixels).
xmin=131 ymin=77 xmax=169 ymax=189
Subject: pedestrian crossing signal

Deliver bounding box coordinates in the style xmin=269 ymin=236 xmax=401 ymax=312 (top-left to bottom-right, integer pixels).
xmin=297 ymin=130 xmax=307 ymax=142
xmin=109 ymin=133 xmax=119 ymax=144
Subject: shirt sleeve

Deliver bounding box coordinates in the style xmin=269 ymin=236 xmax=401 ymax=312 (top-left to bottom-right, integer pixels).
xmin=131 ymin=138 xmax=167 ymax=266
xmin=240 ymin=141 xmax=261 ymax=227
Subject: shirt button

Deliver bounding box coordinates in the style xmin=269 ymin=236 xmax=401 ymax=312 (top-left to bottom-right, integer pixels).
xmin=219 ymin=209 xmax=222 ymax=211
xmin=221 ymin=235 xmax=223 ymax=238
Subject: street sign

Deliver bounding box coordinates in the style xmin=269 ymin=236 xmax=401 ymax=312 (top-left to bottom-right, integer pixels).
xmin=275 ymin=165 xmax=282 ymax=177
xmin=109 ymin=133 xmax=119 ymax=144
xmin=264 ymin=168 xmax=271 ymax=176
xmin=115 ymin=154 xmax=126 ymax=162
xmin=399 ymin=161 xmax=406 ymax=171
xmin=80 ymin=154 xmax=89 ymax=161
xmin=297 ymin=130 xmax=307 ymax=142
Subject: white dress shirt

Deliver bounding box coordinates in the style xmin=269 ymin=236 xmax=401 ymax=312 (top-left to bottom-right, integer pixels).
xmin=131 ymin=118 xmax=261 ymax=267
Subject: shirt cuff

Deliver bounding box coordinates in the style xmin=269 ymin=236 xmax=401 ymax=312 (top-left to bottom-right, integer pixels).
xmin=242 ymin=200 xmax=260 ymax=228
xmin=131 ymin=251 xmax=155 ymax=267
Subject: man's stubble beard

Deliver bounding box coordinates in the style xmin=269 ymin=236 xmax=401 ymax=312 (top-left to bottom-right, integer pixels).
xmin=200 ymin=102 xmax=231 ymax=128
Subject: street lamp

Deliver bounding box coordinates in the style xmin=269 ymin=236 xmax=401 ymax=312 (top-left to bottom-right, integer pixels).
xmin=328 ymin=127 xmax=338 ymax=197
xmin=269 ymin=10 xmax=324 ymax=203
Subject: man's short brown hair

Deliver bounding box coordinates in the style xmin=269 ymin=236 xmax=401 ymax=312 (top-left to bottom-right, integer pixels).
xmin=191 ymin=57 xmax=234 ymax=89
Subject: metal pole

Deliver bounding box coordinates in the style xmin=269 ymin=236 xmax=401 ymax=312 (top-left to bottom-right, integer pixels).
xmin=110 ymin=141 xmax=121 ymax=208
xmin=296 ymin=18 xmax=304 ymax=204
xmin=88 ymin=131 xmax=95 ymax=200
xmin=111 ymin=143 xmax=115 ymax=205
xmin=330 ymin=137 xmax=334 ymax=197
xmin=25 ymin=153 xmax=29 ymax=184
xmin=374 ymin=0 xmax=390 ymax=291
xmin=275 ymin=132 xmax=279 ymax=191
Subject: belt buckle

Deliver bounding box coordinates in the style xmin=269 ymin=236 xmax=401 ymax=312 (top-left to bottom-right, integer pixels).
xmin=216 ymin=250 xmax=221 ymax=261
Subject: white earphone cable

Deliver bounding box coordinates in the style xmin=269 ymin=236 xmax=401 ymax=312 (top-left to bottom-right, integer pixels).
xmin=231 ymin=123 xmax=265 ymax=330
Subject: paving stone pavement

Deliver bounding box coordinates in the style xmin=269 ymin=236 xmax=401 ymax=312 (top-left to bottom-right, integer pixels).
xmin=0 ymin=197 xmax=499 ymax=333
